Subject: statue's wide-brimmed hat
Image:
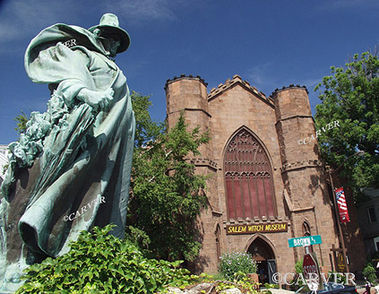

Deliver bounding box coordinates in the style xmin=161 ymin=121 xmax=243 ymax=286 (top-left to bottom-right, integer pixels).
xmin=89 ymin=13 xmax=130 ymax=53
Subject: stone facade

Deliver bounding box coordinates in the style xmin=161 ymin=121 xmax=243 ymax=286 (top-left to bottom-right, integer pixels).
xmin=165 ymin=74 xmax=365 ymax=280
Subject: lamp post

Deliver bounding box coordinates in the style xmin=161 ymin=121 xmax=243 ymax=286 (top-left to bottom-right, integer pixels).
xmin=327 ymin=151 xmax=364 ymax=274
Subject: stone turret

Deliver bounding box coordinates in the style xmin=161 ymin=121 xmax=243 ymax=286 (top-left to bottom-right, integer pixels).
xmin=165 ymin=75 xmax=219 ymax=272
xmin=272 ymin=85 xmax=318 ymax=165
xmin=272 ymin=85 xmax=338 ymax=270
xmin=165 ymin=74 xmax=211 ymax=157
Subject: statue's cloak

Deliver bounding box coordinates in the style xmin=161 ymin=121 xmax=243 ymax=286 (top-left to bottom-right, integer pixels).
xmin=18 ymin=23 xmax=135 ymax=257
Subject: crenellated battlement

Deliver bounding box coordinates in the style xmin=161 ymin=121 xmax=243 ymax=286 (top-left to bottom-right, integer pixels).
xmin=270 ymin=84 xmax=308 ymax=98
xmin=164 ymin=74 xmax=208 ymax=90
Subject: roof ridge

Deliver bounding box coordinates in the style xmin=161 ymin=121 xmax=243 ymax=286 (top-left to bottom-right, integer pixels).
xmin=208 ymin=74 xmax=268 ymax=101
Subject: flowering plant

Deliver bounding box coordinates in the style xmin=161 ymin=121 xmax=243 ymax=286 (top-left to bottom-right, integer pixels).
xmin=219 ymin=251 xmax=257 ymax=280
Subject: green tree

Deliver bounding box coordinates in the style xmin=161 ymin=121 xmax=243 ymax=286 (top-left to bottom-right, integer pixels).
xmin=14 ymin=112 xmax=28 ymax=134
xmin=315 ymin=52 xmax=379 ymax=200
xmin=363 ymin=262 xmax=377 ymax=284
xmin=129 ymin=92 xmax=209 ymax=262
xmin=131 ymin=91 xmax=163 ymax=148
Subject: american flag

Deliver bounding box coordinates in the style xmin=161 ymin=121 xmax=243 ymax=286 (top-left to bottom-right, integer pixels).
xmin=335 ymin=187 xmax=350 ymax=223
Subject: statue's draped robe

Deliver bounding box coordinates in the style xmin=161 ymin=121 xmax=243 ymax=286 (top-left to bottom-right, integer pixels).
xmin=19 ymin=24 xmax=135 ymax=257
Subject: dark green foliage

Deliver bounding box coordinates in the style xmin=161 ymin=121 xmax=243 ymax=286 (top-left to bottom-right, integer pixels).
xmin=17 ymin=225 xmax=194 ymax=293
xmin=315 ymin=52 xmax=379 ymax=201
xmin=327 ymin=271 xmax=346 ymax=284
xmin=219 ymin=252 xmax=257 ymax=281
xmin=125 ymin=225 xmax=151 ymax=251
xmin=129 ymin=92 xmax=209 ymax=262
xmin=363 ymin=262 xmax=377 ymax=283
xmin=129 ymin=111 xmax=209 ymax=262
xmin=14 ymin=112 xmax=28 ymax=134
xmin=295 ymin=260 xmax=303 ymax=274
xmin=131 ymin=91 xmax=163 ymax=148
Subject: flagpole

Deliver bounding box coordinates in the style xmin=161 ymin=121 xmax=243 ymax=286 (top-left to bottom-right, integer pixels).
xmin=327 ymin=151 xmax=364 ymax=275
xmin=328 ymin=170 xmax=349 ymax=274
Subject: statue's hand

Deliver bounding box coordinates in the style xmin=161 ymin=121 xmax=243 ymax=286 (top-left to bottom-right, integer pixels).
xmin=78 ymin=88 xmax=114 ymax=111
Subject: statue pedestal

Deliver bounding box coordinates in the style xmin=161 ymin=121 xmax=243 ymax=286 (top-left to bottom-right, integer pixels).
xmin=0 ymin=162 xmax=40 ymax=292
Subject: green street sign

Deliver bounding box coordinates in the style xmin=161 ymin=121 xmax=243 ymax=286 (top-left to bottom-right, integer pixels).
xmin=288 ymin=235 xmax=322 ymax=248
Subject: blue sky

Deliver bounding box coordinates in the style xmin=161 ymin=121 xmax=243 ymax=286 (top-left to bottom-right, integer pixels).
xmin=0 ymin=0 xmax=378 ymax=144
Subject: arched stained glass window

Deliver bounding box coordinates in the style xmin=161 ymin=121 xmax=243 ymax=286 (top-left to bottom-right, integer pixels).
xmin=224 ymin=128 xmax=277 ymax=219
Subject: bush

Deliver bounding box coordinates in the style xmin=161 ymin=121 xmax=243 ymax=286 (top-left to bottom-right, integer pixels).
xmin=295 ymin=260 xmax=303 ymax=274
xmin=219 ymin=252 xmax=257 ymax=281
xmin=215 ymin=273 xmax=261 ymax=294
xmin=264 ymin=283 xmax=279 ymax=289
xmin=17 ymin=225 xmax=196 ymax=293
xmin=327 ymin=271 xmax=346 ymax=284
xmin=290 ymin=260 xmax=306 ymax=290
xmin=363 ymin=263 xmax=377 ymax=284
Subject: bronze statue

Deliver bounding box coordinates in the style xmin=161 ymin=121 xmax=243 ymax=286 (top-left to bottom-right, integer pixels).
xmin=0 ymin=14 xmax=135 ymax=292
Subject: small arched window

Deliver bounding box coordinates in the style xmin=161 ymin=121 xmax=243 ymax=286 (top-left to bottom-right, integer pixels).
xmin=302 ymin=221 xmax=313 ymax=252
xmin=302 ymin=221 xmax=311 ymax=236
xmin=224 ymin=128 xmax=277 ymax=219
xmin=215 ymin=225 xmax=221 ymax=262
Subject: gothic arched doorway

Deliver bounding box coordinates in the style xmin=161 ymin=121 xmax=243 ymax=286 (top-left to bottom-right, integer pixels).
xmin=247 ymin=237 xmax=276 ymax=284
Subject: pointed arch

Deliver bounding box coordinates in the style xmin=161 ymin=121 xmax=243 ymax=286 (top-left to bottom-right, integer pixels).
xmin=246 ymin=235 xmax=277 ymax=284
xmin=302 ymin=220 xmax=311 ymax=236
xmin=245 ymin=233 xmax=276 ymax=256
xmin=223 ymin=126 xmax=277 ymax=219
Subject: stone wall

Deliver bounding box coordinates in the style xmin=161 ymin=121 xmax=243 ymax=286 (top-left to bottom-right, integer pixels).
xmin=165 ymin=74 xmax=365 ymax=275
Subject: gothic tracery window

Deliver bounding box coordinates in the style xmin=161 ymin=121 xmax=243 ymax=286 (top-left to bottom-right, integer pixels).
xmin=224 ymin=128 xmax=277 ymax=219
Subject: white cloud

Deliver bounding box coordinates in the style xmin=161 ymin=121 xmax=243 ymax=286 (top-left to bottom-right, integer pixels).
xmin=319 ymin=0 xmax=379 ymax=10
xmin=107 ymin=0 xmax=204 ymax=24
xmin=0 ymin=0 xmax=81 ymax=47
xmin=300 ymin=78 xmax=321 ymax=91
xmin=247 ymin=62 xmax=275 ymax=87
xmin=112 ymin=0 xmax=176 ymax=22
xmin=0 ymin=0 xmax=203 ymax=50
xmin=245 ymin=62 xmax=285 ymax=95
xmin=245 ymin=63 xmax=323 ymax=97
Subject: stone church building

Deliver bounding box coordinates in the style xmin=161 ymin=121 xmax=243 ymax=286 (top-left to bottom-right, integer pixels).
xmin=165 ymin=74 xmax=365 ymax=282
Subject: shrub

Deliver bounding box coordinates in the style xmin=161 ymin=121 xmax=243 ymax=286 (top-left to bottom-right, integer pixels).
xmin=295 ymin=260 xmax=303 ymax=274
xmin=290 ymin=260 xmax=305 ymax=290
xmin=219 ymin=252 xmax=257 ymax=280
xmin=17 ymin=225 xmax=195 ymax=293
xmin=264 ymin=283 xmax=279 ymax=289
xmin=363 ymin=262 xmax=377 ymax=284
xmin=125 ymin=225 xmax=151 ymax=254
xmin=215 ymin=272 xmax=262 ymax=294
xmin=327 ymin=271 xmax=346 ymax=284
